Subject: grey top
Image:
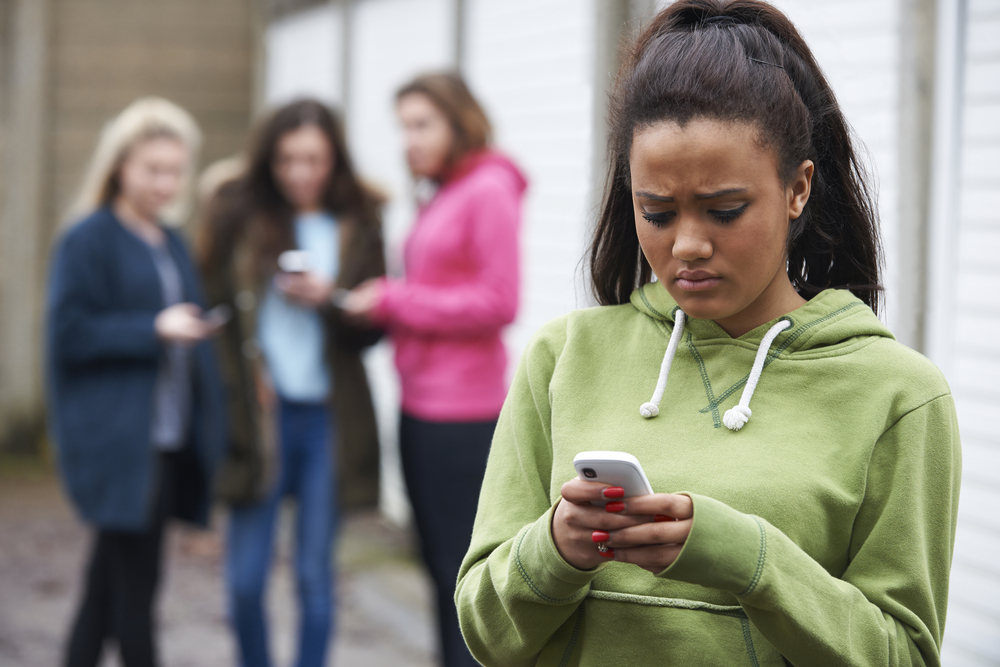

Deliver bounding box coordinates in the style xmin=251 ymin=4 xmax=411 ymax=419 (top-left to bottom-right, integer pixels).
xmin=146 ymin=239 xmax=192 ymax=451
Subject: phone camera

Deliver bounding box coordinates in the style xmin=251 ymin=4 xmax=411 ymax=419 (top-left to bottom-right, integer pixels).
xmin=582 ymin=468 xmax=597 ymax=479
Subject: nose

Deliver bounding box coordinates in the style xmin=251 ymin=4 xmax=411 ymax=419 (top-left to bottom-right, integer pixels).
xmin=671 ymin=216 xmax=712 ymax=262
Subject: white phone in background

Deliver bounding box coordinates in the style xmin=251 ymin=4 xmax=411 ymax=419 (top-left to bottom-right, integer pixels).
xmin=329 ymin=288 xmax=351 ymax=309
xmin=277 ymin=249 xmax=311 ymax=274
xmin=573 ymin=451 xmax=654 ymax=506
xmin=202 ymin=304 xmax=233 ymax=328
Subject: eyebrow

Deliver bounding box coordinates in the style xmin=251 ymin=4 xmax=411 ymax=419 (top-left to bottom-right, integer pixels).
xmin=635 ymin=188 xmax=749 ymax=202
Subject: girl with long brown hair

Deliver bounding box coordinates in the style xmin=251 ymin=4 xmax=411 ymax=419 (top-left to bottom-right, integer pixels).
xmin=199 ymin=99 xmax=384 ymax=667
xmin=454 ymin=2 xmax=960 ymax=665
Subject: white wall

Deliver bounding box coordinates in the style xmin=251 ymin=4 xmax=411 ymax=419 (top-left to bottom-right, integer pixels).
xmin=265 ymin=3 xmax=345 ymax=106
xmin=931 ymin=1 xmax=1000 ymax=663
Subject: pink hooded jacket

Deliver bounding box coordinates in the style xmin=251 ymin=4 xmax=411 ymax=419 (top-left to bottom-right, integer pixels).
xmin=374 ymin=151 xmax=527 ymax=422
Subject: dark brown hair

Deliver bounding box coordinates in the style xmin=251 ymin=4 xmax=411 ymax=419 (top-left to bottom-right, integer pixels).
xmin=396 ymin=72 xmax=492 ymax=174
xmin=589 ymin=0 xmax=883 ymax=313
xmin=203 ymin=99 xmax=382 ymax=271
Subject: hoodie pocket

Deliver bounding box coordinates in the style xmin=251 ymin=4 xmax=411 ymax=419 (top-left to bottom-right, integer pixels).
xmin=555 ymin=596 xmax=785 ymax=667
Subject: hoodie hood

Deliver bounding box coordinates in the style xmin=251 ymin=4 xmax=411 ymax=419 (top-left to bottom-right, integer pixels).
xmin=442 ymin=149 xmax=528 ymax=196
xmin=629 ymin=282 xmax=894 ymax=430
xmin=630 ymin=282 xmax=893 ymax=352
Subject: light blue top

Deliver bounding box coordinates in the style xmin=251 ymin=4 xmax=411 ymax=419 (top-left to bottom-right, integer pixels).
xmin=258 ymin=211 xmax=339 ymax=403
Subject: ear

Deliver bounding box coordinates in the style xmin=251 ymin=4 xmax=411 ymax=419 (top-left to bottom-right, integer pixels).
xmin=787 ymin=160 xmax=813 ymax=220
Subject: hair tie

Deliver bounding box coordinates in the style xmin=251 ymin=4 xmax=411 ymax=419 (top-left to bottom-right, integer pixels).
xmin=749 ymin=57 xmax=785 ymax=70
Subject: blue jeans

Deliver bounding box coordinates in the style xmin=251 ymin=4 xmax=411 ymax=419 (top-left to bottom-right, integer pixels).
xmin=227 ymin=400 xmax=337 ymax=667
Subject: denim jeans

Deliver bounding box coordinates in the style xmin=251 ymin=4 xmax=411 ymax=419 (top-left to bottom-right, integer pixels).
xmin=227 ymin=400 xmax=337 ymax=667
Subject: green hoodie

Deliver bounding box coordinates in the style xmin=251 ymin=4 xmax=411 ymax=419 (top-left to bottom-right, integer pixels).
xmin=456 ymin=285 xmax=961 ymax=667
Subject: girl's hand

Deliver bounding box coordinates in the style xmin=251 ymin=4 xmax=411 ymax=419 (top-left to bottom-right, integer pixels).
xmin=276 ymin=271 xmax=335 ymax=308
xmin=340 ymin=279 xmax=383 ymax=324
xmin=597 ymin=493 xmax=694 ymax=573
xmin=155 ymin=303 xmax=214 ymax=344
xmin=552 ymin=478 xmax=652 ymax=570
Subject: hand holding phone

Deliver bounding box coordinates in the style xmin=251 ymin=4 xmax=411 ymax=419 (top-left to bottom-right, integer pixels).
xmin=573 ymin=451 xmax=653 ymax=506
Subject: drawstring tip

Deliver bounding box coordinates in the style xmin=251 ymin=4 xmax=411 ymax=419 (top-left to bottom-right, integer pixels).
xmin=723 ymin=405 xmax=751 ymax=431
xmin=639 ymin=402 xmax=659 ymax=419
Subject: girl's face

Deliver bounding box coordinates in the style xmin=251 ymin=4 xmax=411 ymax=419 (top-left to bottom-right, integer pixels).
xmin=117 ymin=136 xmax=189 ymax=220
xmin=397 ymin=92 xmax=454 ymax=180
xmin=630 ymin=118 xmax=813 ymax=338
xmin=272 ymin=124 xmax=334 ymax=213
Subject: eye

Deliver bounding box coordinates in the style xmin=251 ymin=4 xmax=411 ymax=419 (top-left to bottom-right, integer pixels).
xmin=641 ymin=210 xmax=676 ymax=227
xmin=709 ymin=203 xmax=749 ymax=223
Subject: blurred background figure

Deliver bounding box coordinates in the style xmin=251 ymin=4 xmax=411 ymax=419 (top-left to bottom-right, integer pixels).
xmin=198 ymin=99 xmax=386 ymax=667
xmin=45 ymin=97 xmax=227 ymax=667
xmin=345 ymin=72 xmax=526 ymax=667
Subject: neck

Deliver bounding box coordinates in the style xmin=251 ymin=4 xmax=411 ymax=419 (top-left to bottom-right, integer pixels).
xmin=713 ymin=278 xmax=807 ymax=339
xmin=113 ymin=197 xmax=164 ymax=244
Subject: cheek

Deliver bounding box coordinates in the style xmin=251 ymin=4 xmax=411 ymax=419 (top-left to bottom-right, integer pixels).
xmin=120 ymin=165 xmax=156 ymax=199
xmin=633 ymin=215 xmax=668 ymax=264
xmin=431 ymin=125 xmax=454 ymax=160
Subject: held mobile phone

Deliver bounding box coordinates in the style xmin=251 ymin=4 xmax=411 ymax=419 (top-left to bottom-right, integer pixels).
xmin=329 ymin=288 xmax=351 ymax=309
xmin=203 ymin=304 xmax=233 ymax=328
xmin=277 ymin=250 xmax=311 ymax=274
xmin=573 ymin=451 xmax=654 ymax=506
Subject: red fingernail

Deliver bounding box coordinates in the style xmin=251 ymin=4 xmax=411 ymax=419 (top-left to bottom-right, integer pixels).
xmin=602 ymin=487 xmax=625 ymax=499
xmin=592 ymin=531 xmax=610 ymax=543
xmin=599 ymin=547 xmax=615 ymax=559
xmin=654 ymin=514 xmax=672 ymax=522
xmin=605 ymin=501 xmax=625 ymax=513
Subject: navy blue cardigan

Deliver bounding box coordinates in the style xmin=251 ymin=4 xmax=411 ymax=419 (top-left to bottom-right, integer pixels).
xmin=46 ymin=207 xmax=226 ymax=531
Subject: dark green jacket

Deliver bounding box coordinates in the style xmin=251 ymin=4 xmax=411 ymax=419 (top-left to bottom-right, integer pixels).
xmin=201 ymin=186 xmax=384 ymax=510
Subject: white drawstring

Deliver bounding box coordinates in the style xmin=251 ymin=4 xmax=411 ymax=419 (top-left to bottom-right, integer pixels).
xmin=640 ymin=310 xmax=686 ymax=419
xmin=722 ymin=319 xmax=791 ymax=431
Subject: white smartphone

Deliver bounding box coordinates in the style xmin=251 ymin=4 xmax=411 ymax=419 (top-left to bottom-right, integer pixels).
xmin=203 ymin=304 xmax=233 ymax=328
xmin=329 ymin=288 xmax=351 ymax=309
xmin=277 ymin=249 xmax=311 ymax=274
xmin=573 ymin=451 xmax=654 ymax=506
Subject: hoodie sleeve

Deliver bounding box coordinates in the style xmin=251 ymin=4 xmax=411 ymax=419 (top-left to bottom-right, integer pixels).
xmin=49 ymin=230 xmax=162 ymax=365
xmin=374 ymin=176 xmax=520 ymax=337
xmin=455 ymin=317 xmax=603 ymax=667
xmin=658 ymin=393 xmax=961 ymax=667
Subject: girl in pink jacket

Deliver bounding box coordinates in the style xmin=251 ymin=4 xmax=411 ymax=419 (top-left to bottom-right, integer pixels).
xmin=346 ymin=72 xmax=526 ymax=667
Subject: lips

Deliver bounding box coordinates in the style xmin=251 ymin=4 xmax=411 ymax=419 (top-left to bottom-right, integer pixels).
xmin=675 ymin=270 xmax=721 ymax=292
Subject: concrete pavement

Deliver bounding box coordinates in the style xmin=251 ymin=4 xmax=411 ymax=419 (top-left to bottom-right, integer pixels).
xmin=0 ymin=459 xmax=438 ymax=666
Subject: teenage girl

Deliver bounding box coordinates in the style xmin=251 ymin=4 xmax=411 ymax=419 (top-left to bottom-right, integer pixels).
xmin=455 ymin=3 xmax=961 ymax=665
xmin=198 ymin=99 xmax=385 ymax=667
xmin=48 ymin=97 xmax=226 ymax=667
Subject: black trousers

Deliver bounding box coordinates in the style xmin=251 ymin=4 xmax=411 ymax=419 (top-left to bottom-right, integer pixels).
xmin=65 ymin=451 xmax=176 ymax=667
xmin=400 ymin=414 xmax=496 ymax=667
